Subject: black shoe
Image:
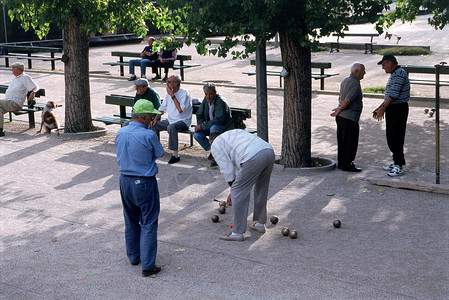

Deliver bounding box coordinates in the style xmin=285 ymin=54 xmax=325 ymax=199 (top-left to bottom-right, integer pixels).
xmin=341 ymin=163 xmax=362 ymax=172
xmin=128 ymin=74 xmax=137 ymax=81
xmin=210 ymin=159 xmax=218 ymax=167
xmin=0 ymin=130 xmax=4 ymax=137
xmin=130 ymin=258 xmax=141 ymax=266
xmin=168 ymin=156 xmax=180 ymax=164
xmin=142 ymin=266 xmax=161 ymax=277
xmin=152 ymin=74 xmax=161 ymax=80
xmin=208 ymin=153 xmax=214 ymax=161
xmin=162 ymin=76 xmax=168 ymax=82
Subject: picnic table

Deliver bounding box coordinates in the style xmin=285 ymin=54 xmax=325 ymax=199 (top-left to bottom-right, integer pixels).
xmin=330 ymin=33 xmax=380 ymax=54
xmin=103 ymin=51 xmax=200 ymax=81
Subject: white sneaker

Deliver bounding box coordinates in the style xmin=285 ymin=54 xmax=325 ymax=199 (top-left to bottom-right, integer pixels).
xmin=388 ymin=165 xmax=404 ymax=177
xmin=383 ymin=163 xmax=395 ymax=171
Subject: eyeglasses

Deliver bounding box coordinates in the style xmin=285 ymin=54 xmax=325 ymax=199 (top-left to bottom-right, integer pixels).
xmin=167 ymin=81 xmax=174 ymax=83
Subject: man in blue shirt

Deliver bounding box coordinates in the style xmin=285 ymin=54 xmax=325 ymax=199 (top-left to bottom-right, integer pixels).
xmin=115 ymin=99 xmax=164 ymax=277
xmin=128 ymin=37 xmax=159 ymax=81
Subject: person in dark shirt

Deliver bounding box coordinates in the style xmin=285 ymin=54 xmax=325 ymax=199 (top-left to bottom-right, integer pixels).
xmin=128 ymin=37 xmax=159 ymax=81
xmin=151 ymin=49 xmax=178 ymax=82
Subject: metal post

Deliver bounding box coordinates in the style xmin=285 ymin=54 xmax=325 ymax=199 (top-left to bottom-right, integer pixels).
xmin=256 ymin=42 xmax=268 ymax=142
xmin=434 ymin=63 xmax=442 ymax=184
xmin=2 ymin=3 xmax=7 ymax=43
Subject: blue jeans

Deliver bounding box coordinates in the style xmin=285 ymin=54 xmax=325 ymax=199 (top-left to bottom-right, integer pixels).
xmin=129 ymin=59 xmax=155 ymax=76
xmin=193 ymin=124 xmax=225 ymax=151
xmin=120 ymin=175 xmax=160 ymax=271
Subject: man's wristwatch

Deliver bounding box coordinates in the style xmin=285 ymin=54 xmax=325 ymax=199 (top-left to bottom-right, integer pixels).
xmin=172 ymin=95 xmax=176 ymax=100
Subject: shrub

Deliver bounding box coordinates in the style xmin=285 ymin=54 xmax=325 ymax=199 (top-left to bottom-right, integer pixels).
xmin=378 ymin=47 xmax=431 ymax=56
xmin=363 ymin=86 xmax=385 ymax=94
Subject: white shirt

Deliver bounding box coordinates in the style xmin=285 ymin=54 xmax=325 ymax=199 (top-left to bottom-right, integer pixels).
xmin=5 ymin=73 xmax=39 ymax=105
xmin=159 ymin=88 xmax=192 ymax=126
xmin=211 ymin=129 xmax=273 ymax=182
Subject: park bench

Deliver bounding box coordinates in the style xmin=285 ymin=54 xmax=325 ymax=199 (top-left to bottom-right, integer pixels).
xmin=330 ymin=33 xmax=380 ymax=54
xmin=0 ymin=85 xmax=55 ymax=128
xmin=0 ymin=45 xmax=63 ymax=70
xmin=243 ymin=60 xmax=338 ymax=90
xmin=403 ymin=65 xmax=449 ymax=87
xmin=103 ymin=51 xmax=200 ymax=81
xmin=92 ymin=94 xmax=255 ymax=146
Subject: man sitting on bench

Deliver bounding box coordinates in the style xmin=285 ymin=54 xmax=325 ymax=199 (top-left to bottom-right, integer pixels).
xmin=0 ymin=62 xmax=39 ymax=137
xmin=128 ymin=37 xmax=159 ymax=81
xmin=194 ymin=83 xmax=232 ymax=167
xmin=152 ymin=49 xmax=178 ymax=82
xmin=151 ymin=74 xmax=192 ymax=164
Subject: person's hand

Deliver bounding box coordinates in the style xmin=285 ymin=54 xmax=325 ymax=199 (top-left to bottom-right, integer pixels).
xmin=166 ymin=85 xmax=174 ymax=98
xmin=330 ymin=108 xmax=339 ymax=117
xmin=373 ymin=108 xmax=385 ymax=121
xmin=194 ymin=124 xmax=201 ymax=133
xmin=226 ymin=193 xmax=232 ymax=206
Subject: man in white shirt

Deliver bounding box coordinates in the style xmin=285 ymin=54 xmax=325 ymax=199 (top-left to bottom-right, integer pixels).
xmin=0 ymin=62 xmax=39 ymax=137
xmin=151 ymin=74 xmax=192 ymax=164
xmin=210 ymin=129 xmax=275 ymax=241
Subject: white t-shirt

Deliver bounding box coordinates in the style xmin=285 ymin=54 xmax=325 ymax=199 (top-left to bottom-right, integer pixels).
xmin=5 ymin=73 xmax=39 ymax=105
xmin=211 ymin=129 xmax=273 ymax=182
xmin=159 ymin=88 xmax=192 ymax=126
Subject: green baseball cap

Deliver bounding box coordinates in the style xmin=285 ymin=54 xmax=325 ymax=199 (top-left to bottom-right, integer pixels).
xmin=133 ymin=99 xmax=161 ymax=114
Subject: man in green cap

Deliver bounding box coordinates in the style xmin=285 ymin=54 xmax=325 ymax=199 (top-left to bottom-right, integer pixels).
xmin=373 ymin=54 xmax=410 ymax=177
xmin=115 ymin=99 xmax=164 ymax=277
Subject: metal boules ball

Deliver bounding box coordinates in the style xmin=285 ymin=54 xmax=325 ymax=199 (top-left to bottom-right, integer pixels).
xmin=211 ymin=215 xmax=219 ymax=223
xmin=289 ymin=230 xmax=298 ymax=239
xmin=333 ymin=220 xmax=341 ymax=228
xmin=281 ymin=227 xmax=290 ymax=236
xmin=218 ymin=206 xmax=226 ymax=214
xmin=270 ymin=216 xmax=279 ymax=224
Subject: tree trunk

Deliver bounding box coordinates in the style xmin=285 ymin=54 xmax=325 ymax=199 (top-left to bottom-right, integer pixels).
xmin=279 ymin=30 xmax=312 ymax=168
xmin=63 ymin=16 xmax=95 ymax=133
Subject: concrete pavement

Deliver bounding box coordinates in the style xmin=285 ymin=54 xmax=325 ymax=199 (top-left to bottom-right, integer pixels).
xmin=1 ymin=14 xmax=449 ymax=299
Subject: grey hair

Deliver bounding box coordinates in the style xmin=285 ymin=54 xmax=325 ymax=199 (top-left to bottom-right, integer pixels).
xmin=132 ymin=112 xmax=153 ymax=120
xmin=203 ymin=82 xmax=216 ymax=93
xmin=171 ymin=74 xmax=182 ymax=87
xmin=351 ymin=62 xmax=364 ymax=73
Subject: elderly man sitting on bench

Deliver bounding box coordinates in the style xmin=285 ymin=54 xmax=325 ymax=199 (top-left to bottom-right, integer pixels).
xmin=0 ymin=62 xmax=39 ymax=137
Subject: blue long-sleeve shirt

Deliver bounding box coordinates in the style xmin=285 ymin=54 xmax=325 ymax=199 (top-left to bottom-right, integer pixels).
xmin=115 ymin=122 xmax=164 ymax=177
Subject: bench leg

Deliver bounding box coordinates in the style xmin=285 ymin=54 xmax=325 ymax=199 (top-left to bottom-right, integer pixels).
xmin=27 ymin=53 xmax=32 ymax=69
xmin=9 ymin=112 xmax=12 ymax=122
xmin=51 ymin=53 xmax=55 ymax=70
xmin=28 ymin=111 xmax=35 ymax=128
xmin=190 ymin=132 xmax=193 ymax=147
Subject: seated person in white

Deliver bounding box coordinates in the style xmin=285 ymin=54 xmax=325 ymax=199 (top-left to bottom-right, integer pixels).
xmin=151 ymin=74 xmax=192 ymax=164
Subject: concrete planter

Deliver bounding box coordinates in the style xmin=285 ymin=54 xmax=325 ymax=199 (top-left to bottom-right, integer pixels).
xmin=274 ymin=156 xmax=336 ymax=173
xmin=51 ymin=126 xmax=108 ymax=139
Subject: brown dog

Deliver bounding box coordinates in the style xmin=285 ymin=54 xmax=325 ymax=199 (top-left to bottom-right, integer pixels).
xmin=38 ymin=101 xmax=59 ymax=133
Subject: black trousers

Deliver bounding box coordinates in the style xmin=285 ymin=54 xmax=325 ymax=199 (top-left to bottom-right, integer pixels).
xmin=385 ymin=102 xmax=409 ymax=166
xmin=152 ymin=60 xmax=174 ymax=76
xmin=336 ymin=115 xmax=359 ymax=169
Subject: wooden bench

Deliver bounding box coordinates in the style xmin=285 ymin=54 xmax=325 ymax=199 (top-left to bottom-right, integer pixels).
xmin=0 ymin=85 xmax=52 ymax=128
xmin=0 ymin=45 xmax=63 ymax=70
xmin=330 ymin=33 xmax=380 ymax=54
xmin=103 ymin=51 xmax=200 ymax=81
xmin=243 ymin=60 xmax=338 ymax=90
xmin=93 ymin=94 xmax=255 ymax=146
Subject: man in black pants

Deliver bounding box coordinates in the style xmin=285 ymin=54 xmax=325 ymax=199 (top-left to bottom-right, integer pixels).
xmin=373 ymin=54 xmax=410 ymax=177
xmin=331 ymin=62 xmax=366 ymax=172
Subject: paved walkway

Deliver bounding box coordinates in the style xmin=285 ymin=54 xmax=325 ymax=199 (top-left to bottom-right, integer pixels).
xmin=1 ymin=15 xmax=448 ymax=299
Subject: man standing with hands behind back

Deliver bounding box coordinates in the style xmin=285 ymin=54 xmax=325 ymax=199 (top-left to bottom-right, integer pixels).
xmin=331 ymin=62 xmax=365 ymax=172
xmin=373 ymin=54 xmax=410 ymax=177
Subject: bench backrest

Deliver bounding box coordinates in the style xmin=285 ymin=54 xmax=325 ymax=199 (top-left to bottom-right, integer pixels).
xmin=332 ymin=33 xmax=379 ymax=37
xmin=250 ymin=60 xmax=331 ymax=69
xmin=106 ymin=94 xmax=251 ymax=120
xmin=0 ymin=85 xmax=46 ymax=97
xmin=403 ymin=65 xmax=449 ymax=75
xmin=0 ymin=44 xmax=62 ymax=53
xmin=111 ymin=51 xmax=191 ymax=61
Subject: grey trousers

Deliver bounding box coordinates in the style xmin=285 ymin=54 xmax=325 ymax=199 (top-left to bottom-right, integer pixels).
xmin=152 ymin=119 xmax=188 ymax=151
xmin=0 ymin=99 xmax=22 ymax=128
xmin=231 ymin=148 xmax=275 ymax=234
